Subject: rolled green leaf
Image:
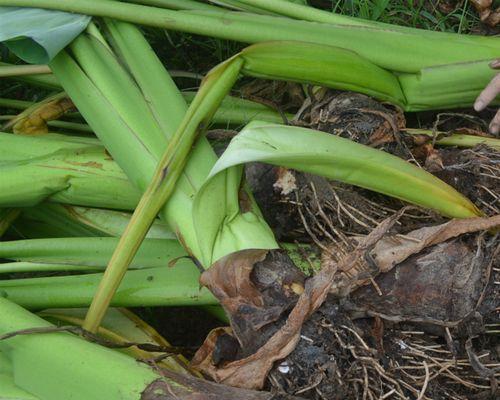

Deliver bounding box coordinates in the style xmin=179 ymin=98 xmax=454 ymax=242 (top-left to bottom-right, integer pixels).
xmin=240 ymin=41 xmax=406 ymax=106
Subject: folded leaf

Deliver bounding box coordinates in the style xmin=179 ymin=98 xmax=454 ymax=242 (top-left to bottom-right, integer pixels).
xmin=193 ymin=120 xmax=481 ymax=265
xmin=0 ymin=6 xmax=89 ymax=63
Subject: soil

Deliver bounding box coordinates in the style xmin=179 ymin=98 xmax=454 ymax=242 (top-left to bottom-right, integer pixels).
xmin=134 ymin=307 xmax=223 ymax=357
xmin=267 ymin=253 xmax=499 ymax=399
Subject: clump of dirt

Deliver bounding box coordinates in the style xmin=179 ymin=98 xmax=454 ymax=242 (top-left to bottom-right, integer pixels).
xmin=293 ymin=90 xmax=407 ymax=153
xmin=268 ymin=268 xmax=499 ymax=400
xmin=240 ymin=79 xmax=306 ymax=113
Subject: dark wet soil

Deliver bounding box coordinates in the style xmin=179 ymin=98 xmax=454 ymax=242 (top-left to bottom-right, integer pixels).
xmin=133 ymin=307 xmax=223 ymax=356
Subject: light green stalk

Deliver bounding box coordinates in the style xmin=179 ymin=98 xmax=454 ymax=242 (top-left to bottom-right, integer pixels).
xmin=126 ymin=0 xmax=216 ymax=11
xmin=0 ymin=237 xmax=185 ymax=269
xmin=1 ymin=0 xmax=498 ymax=74
xmin=205 ymin=0 xmax=279 ymax=14
xmin=0 ymin=63 xmax=51 ymax=77
xmin=0 ymin=297 xmax=178 ymax=400
xmin=0 ymin=257 xmax=217 ymax=309
xmin=0 ymin=92 xmax=285 ymax=125
xmin=0 ymin=61 xmax=60 ymax=89
xmin=0 ymin=261 xmax=98 ymax=273
xmin=0 ymin=97 xmax=31 ymax=109
xmin=215 ymin=0 xmax=445 ymax=33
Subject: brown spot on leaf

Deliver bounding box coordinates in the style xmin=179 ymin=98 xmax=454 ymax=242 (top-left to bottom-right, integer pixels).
xmin=237 ymin=188 xmax=253 ymax=213
xmin=65 ymin=161 xmax=104 ymax=170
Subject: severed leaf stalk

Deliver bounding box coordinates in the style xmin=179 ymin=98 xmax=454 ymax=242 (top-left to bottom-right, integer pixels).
xmin=404 ymin=128 xmax=500 ymax=150
xmin=0 ymin=63 xmax=51 ymax=77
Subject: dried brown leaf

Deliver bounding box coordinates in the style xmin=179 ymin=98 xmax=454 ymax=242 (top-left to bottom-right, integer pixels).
xmin=193 ymin=214 xmax=400 ymax=389
xmin=199 ymin=249 xmax=267 ymax=315
xmin=371 ymin=214 xmax=500 ymax=273
xmin=3 ymin=93 xmax=74 ymax=135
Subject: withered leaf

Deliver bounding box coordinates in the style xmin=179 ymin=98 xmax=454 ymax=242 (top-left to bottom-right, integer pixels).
xmin=192 ymin=213 xmax=399 ymax=389
xmin=3 ymin=93 xmax=74 ymax=135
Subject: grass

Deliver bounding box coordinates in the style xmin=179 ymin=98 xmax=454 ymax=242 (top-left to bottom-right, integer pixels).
xmin=312 ymin=0 xmax=483 ymax=33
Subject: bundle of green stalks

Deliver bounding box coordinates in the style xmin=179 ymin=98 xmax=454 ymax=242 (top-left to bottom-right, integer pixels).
xmin=1 ymin=0 xmax=499 ymax=110
xmin=0 ymin=2 xmax=499 ymax=399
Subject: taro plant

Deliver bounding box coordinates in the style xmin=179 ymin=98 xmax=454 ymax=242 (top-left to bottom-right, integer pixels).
xmin=41 ymin=20 xmax=482 ymax=332
xmin=0 ymin=3 xmax=499 ymax=399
